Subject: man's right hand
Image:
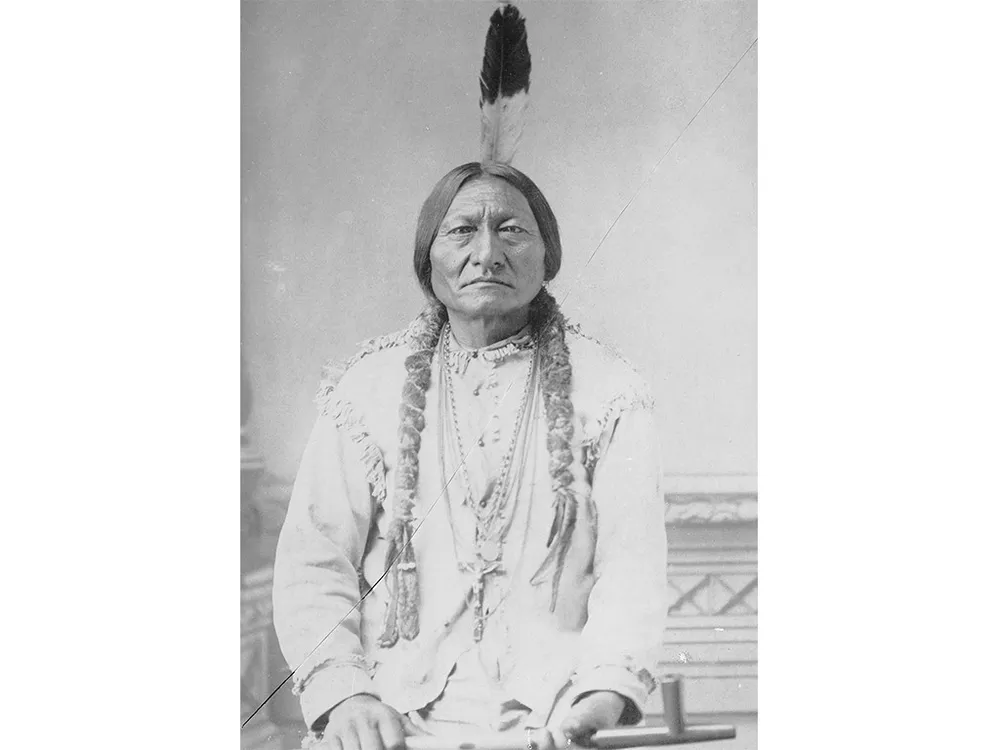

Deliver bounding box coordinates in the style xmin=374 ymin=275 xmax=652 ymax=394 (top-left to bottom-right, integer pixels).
xmin=320 ymin=695 xmax=426 ymax=750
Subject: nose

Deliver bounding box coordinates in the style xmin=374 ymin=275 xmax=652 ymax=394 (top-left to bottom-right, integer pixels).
xmin=471 ymin=227 xmax=504 ymax=269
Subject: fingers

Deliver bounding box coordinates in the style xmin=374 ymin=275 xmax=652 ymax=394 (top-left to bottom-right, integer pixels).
xmin=560 ymin=717 xmax=596 ymax=748
xmin=560 ymin=693 xmax=624 ymax=748
xmin=324 ymin=697 xmax=425 ymax=750
xmin=340 ymin=725 xmax=363 ymax=750
xmin=560 ymin=698 xmax=594 ymax=735
xmin=548 ymin=728 xmax=578 ymax=750
xmin=530 ymin=728 xmax=557 ymax=750
xmin=400 ymin=714 xmax=430 ymax=737
xmin=377 ymin=713 xmax=407 ymax=750
xmin=357 ymin=718 xmax=386 ymax=750
xmin=560 ymin=714 xmax=595 ymax=747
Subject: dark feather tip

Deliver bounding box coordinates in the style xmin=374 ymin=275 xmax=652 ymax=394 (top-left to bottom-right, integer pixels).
xmin=479 ymin=4 xmax=531 ymax=104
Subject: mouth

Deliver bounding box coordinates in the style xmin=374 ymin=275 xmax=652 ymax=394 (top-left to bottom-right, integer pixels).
xmin=463 ymin=278 xmax=513 ymax=289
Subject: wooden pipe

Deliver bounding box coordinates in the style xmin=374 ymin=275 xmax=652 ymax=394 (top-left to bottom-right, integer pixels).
xmin=404 ymin=676 xmax=736 ymax=750
xmin=404 ymin=724 xmax=736 ymax=750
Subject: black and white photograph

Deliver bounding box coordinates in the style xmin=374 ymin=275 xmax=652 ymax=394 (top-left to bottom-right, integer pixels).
xmin=241 ymin=2 xmax=756 ymax=749
xmin=10 ymin=2 xmax=1000 ymax=750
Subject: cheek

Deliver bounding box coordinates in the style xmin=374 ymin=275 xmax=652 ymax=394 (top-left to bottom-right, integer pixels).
xmin=428 ymin=246 xmax=453 ymax=279
xmin=429 ymin=245 xmax=465 ymax=298
xmin=513 ymin=243 xmax=547 ymax=282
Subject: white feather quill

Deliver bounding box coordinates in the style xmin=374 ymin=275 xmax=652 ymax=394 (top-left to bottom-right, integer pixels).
xmin=478 ymin=4 xmax=532 ymax=164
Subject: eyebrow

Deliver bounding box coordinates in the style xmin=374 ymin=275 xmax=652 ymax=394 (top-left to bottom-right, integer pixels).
xmin=442 ymin=211 xmax=526 ymax=224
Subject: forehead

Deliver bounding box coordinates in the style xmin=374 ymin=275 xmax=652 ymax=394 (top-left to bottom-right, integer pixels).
xmin=444 ymin=176 xmax=534 ymax=219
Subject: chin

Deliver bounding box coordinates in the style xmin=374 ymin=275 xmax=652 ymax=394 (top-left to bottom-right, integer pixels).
xmin=455 ymin=291 xmax=525 ymax=320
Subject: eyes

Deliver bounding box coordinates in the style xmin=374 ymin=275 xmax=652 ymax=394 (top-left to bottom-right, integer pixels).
xmin=445 ymin=224 xmax=526 ymax=237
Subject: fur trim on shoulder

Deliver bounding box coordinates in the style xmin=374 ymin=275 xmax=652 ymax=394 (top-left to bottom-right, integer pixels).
xmin=581 ymin=386 xmax=655 ymax=476
xmin=564 ymin=319 xmax=645 ymax=377
xmin=320 ymin=398 xmax=388 ymax=511
xmin=594 ymin=387 xmax=656 ymax=435
xmin=567 ymin=322 xmax=655 ymax=476
xmin=314 ymin=306 xmax=447 ymax=414
xmin=314 ymin=327 xmax=412 ymax=413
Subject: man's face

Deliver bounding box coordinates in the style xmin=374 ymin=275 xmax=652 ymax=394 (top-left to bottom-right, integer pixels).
xmin=429 ymin=176 xmax=546 ymax=323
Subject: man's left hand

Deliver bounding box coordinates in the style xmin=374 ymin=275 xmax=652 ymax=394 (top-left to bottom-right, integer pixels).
xmin=558 ymin=691 xmax=627 ymax=746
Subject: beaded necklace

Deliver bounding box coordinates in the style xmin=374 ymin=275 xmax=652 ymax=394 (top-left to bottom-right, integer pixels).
xmin=442 ymin=326 xmax=537 ymax=550
xmin=438 ymin=325 xmax=540 ymax=640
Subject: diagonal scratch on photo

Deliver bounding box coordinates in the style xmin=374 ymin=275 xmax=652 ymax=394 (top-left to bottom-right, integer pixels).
xmin=241 ymin=2 xmax=757 ymax=749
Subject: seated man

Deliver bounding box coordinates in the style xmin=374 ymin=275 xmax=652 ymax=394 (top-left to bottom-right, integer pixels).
xmin=272 ymin=7 xmax=667 ymax=750
xmin=273 ymin=162 xmax=667 ymax=750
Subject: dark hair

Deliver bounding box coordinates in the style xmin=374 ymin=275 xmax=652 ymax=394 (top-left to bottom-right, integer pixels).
xmin=413 ymin=162 xmax=562 ymax=299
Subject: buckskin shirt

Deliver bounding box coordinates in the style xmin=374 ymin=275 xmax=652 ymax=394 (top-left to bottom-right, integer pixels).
xmin=273 ymin=317 xmax=668 ymax=735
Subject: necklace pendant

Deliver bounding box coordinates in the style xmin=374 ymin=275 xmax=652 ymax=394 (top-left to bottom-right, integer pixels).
xmin=473 ymin=604 xmax=485 ymax=642
xmin=478 ymin=538 xmax=501 ymax=563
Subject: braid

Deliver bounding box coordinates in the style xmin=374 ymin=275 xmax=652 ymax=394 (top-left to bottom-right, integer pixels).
xmin=530 ymin=288 xmax=578 ymax=611
xmin=377 ymin=302 xmax=447 ymax=647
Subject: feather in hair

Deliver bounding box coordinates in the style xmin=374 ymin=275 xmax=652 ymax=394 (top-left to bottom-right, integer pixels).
xmin=479 ymin=4 xmax=531 ymax=164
